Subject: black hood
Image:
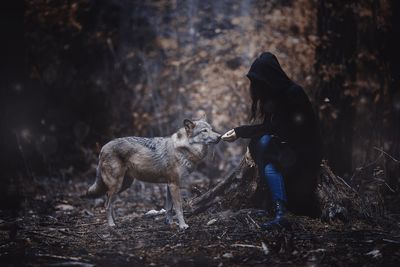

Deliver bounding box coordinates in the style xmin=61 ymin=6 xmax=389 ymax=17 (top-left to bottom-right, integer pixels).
xmin=246 ymin=52 xmax=293 ymax=95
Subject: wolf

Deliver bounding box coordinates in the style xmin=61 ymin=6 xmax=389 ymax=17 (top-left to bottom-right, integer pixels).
xmin=85 ymin=117 xmax=221 ymax=230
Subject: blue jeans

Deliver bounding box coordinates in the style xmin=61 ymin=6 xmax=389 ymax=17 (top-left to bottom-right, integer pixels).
xmin=252 ymin=134 xmax=287 ymax=203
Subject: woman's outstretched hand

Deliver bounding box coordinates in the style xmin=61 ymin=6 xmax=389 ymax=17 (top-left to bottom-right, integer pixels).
xmin=221 ymin=129 xmax=237 ymax=142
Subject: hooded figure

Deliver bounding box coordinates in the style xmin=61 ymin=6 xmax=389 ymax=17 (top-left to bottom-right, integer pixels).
xmin=222 ymin=52 xmax=321 ymax=229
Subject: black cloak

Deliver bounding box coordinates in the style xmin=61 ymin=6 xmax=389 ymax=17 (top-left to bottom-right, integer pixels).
xmin=235 ymin=52 xmax=322 ymax=215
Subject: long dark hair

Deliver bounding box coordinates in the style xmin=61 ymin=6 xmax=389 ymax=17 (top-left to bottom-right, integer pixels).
xmin=249 ymin=80 xmax=270 ymax=121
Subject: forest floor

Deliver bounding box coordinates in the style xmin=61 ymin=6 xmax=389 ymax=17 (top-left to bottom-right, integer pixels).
xmin=1 ymin=174 xmax=400 ymax=267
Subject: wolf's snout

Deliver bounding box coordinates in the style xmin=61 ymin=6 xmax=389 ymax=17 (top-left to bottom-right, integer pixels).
xmin=215 ymin=134 xmax=222 ymax=143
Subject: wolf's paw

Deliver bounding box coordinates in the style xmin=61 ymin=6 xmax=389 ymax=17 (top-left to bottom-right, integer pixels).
xmin=108 ymin=221 xmax=117 ymax=227
xmin=179 ymin=223 xmax=189 ymax=230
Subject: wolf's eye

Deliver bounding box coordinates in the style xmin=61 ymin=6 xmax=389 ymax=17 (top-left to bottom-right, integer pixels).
xmin=202 ymin=129 xmax=208 ymax=133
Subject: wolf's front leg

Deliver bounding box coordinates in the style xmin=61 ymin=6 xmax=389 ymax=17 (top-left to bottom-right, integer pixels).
xmin=168 ymin=183 xmax=188 ymax=230
xmin=105 ymin=192 xmax=117 ymax=227
xmin=164 ymin=185 xmax=174 ymax=225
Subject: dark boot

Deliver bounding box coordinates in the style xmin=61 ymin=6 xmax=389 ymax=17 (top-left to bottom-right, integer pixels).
xmin=261 ymin=200 xmax=288 ymax=230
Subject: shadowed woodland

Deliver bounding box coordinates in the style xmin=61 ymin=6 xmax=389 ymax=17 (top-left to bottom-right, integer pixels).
xmin=1 ymin=0 xmax=400 ymax=266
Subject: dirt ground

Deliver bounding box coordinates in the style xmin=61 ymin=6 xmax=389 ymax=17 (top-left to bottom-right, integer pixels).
xmin=1 ymin=175 xmax=400 ymax=267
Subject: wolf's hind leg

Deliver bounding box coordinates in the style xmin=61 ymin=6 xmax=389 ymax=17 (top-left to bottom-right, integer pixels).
xmin=101 ymin=159 xmax=125 ymax=227
xmin=104 ymin=175 xmax=121 ymax=227
xmin=165 ymin=185 xmax=174 ymax=225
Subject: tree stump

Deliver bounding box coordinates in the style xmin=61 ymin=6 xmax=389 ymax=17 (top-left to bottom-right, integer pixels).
xmin=188 ymin=151 xmax=369 ymax=223
xmin=187 ymin=149 xmax=263 ymax=215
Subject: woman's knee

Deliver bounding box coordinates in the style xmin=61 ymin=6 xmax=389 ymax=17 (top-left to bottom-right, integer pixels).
xmin=265 ymin=163 xmax=279 ymax=176
xmin=257 ymin=134 xmax=272 ymax=152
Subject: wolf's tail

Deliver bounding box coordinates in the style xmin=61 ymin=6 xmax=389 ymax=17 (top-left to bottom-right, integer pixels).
xmin=83 ymin=166 xmax=107 ymax=198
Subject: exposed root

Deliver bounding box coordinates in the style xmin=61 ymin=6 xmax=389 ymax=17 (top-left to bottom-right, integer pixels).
xmin=187 ymin=149 xmax=259 ymax=215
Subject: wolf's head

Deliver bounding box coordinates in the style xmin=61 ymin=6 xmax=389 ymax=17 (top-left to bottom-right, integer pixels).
xmin=183 ymin=117 xmax=221 ymax=145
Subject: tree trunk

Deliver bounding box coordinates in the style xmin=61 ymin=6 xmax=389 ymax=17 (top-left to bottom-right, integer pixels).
xmin=384 ymin=0 xmax=400 ymax=190
xmin=314 ymin=0 xmax=357 ymax=178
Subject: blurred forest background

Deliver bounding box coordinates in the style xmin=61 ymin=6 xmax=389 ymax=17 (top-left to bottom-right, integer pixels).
xmin=1 ymin=0 xmax=399 ymax=214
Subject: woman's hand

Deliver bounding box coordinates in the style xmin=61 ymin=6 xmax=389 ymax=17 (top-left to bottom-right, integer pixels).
xmin=221 ymin=129 xmax=237 ymax=142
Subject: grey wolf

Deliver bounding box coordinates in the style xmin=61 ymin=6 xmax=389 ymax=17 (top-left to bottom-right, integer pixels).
xmin=86 ymin=117 xmax=221 ymax=230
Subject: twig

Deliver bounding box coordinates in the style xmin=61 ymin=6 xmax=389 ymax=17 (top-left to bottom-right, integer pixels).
xmin=374 ymin=147 xmax=400 ymax=163
xmin=335 ymin=175 xmax=358 ymax=194
xmin=247 ymin=214 xmax=260 ymax=229
xmin=218 ymin=230 xmax=228 ymax=239
xmin=373 ymin=178 xmax=396 ymax=192
xmin=48 ymin=261 xmax=94 ymax=267
xmin=231 ymin=243 xmax=262 ymax=249
xmin=205 ymin=244 xmax=223 ymax=248
xmin=95 ymin=232 xmax=106 ymax=241
xmin=35 ymin=253 xmax=83 ymax=262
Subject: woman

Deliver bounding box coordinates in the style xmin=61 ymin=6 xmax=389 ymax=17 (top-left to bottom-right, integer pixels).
xmin=222 ymin=52 xmax=321 ymax=229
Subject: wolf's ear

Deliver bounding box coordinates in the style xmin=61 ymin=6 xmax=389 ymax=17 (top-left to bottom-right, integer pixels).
xmin=184 ymin=119 xmax=195 ymax=134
